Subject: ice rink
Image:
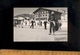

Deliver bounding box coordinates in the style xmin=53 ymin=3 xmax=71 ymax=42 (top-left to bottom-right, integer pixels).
xmin=14 ymin=22 xmax=67 ymax=42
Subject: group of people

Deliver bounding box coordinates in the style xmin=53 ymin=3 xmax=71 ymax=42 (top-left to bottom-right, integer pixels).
xmin=14 ymin=19 xmax=27 ymax=28
xmin=14 ymin=12 xmax=62 ymax=35
xmin=30 ymin=19 xmax=46 ymax=29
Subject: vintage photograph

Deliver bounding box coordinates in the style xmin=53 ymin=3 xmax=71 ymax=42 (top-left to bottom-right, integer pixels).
xmin=13 ymin=7 xmax=68 ymax=42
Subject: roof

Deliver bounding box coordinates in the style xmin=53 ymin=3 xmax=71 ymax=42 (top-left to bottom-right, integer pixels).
xmin=33 ymin=8 xmax=62 ymax=14
xmin=14 ymin=14 xmax=30 ymax=18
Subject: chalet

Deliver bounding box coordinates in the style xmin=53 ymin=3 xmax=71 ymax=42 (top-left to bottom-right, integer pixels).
xmin=33 ymin=8 xmax=62 ymax=26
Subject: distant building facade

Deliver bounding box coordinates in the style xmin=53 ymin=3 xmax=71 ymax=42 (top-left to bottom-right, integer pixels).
xmin=33 ymin=8 xmax=62 ymax=26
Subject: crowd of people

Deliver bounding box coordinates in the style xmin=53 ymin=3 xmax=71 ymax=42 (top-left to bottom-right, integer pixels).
xmin=14 ymin=13 xmax=62 ymax=35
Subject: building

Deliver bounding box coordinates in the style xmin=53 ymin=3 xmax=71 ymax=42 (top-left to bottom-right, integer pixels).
xmin=13 ymin=14 xmax=33 ymax=27
xmin=33 ymin=8 xmax=62 ymax=26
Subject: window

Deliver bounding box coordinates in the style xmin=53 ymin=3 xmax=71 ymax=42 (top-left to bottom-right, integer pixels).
xmin=44 ymin=11 xmax=46 ymax=13
xmin=46 ymin=14 xmax=47 ymax=16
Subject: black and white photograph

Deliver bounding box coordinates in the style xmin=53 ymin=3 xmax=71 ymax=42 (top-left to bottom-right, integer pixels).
xmin=13 ymin=7 xmax=68 ymax=42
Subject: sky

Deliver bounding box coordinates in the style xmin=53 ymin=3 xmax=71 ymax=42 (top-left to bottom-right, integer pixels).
xmin=14 ymin=7 xmax=68 ymax=16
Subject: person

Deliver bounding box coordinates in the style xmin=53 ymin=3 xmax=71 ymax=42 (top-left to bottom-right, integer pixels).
xmin=30 ymin=19 xmax=35 ymax=29
xmin=17 ymin=20 xmax=20 ymax=28
xmin=39 ymin=19 xmax=42 ymax=26
xmin=25 ymin=21 xmax=27 ymax=26
xmin=48 ymin=12 xmax=56 ymax=35
xmin=40 ymin=21 xmax=42 ymax=26
xmin=54 ymin=19 xmax=58 ymax=31
xmin=35 ymin=22 xmax=36 ymax=26
xmin=20 ymin=19 xmax=24 ymax=28
xmin=14 ymin=21 xmax=17 ymax=27
xmin=58 ymin=18 xmax=62 ymax=31
xmin=44 ymin=19 xmax=48 ymax=30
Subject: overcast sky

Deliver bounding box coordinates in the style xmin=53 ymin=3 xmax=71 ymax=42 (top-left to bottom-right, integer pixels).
xmin=14 ymin=7 xmax=67 ymax=16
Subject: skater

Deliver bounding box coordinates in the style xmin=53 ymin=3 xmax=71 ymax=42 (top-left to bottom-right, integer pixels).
xmin=24 ymin=18 xmax=27 ymax=26
xmin=20 ymin=19 xmax=24 ymax=28
xmin=44 ymin=19 xmax=48 ymax=30
xmin=40 ymin=21 xmax=42 ymax=26
xmin=30 ymin=18 xmax=35 ymax=29
xmin=58 ymin=18 xmax=62 ymax=31
xmin=39 ymin=19 xmax=42 ymax=26
xmin=48 ymin=12 xmax=56 ymax=35
xmin=17 ymin=20 xmax=21 ymax=28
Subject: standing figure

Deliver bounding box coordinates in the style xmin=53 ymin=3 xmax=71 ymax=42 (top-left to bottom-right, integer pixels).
xmin=20 ymin=19 xmax=24 ymax=28
xmin=48 ymin=13 xmax=56 ymax=35
xmin=44 ymin=19 xmax=48 ymax=30
xmin=39 ymin=19 xmax=42 ymax=26
xmin=17 ymin=20 xmax=20 ymax=28
xmin=54 ymin=19 xmax=58 ymax=31
xmin=14 ymin=21 xmax=17 ymax=27
xmin=58 ymin=18 xmax=62 ymax=31
xmin=40 ymin=21 xmax=42 ymax=26
xmin=30 ymin=19 xmax=35 ymax=29
xmin=25 ymin=21 xmax=27 ymax=26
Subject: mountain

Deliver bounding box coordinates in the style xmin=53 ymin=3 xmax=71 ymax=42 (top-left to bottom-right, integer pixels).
xmin=14 ymin=14 xmax=30 ymax=18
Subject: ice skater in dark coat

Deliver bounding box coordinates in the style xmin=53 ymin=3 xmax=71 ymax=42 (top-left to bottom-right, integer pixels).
xmin=30 ymin=19 xmax=35 ymax=29
xmin=48 ymin=12 xmax=56 ymax=35
xmin=44 ymin=19 xmax=48 ymax=30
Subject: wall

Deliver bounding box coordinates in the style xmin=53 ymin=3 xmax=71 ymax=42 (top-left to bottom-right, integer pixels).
xmin=34 ymin=10 xmax=49 ymax=26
